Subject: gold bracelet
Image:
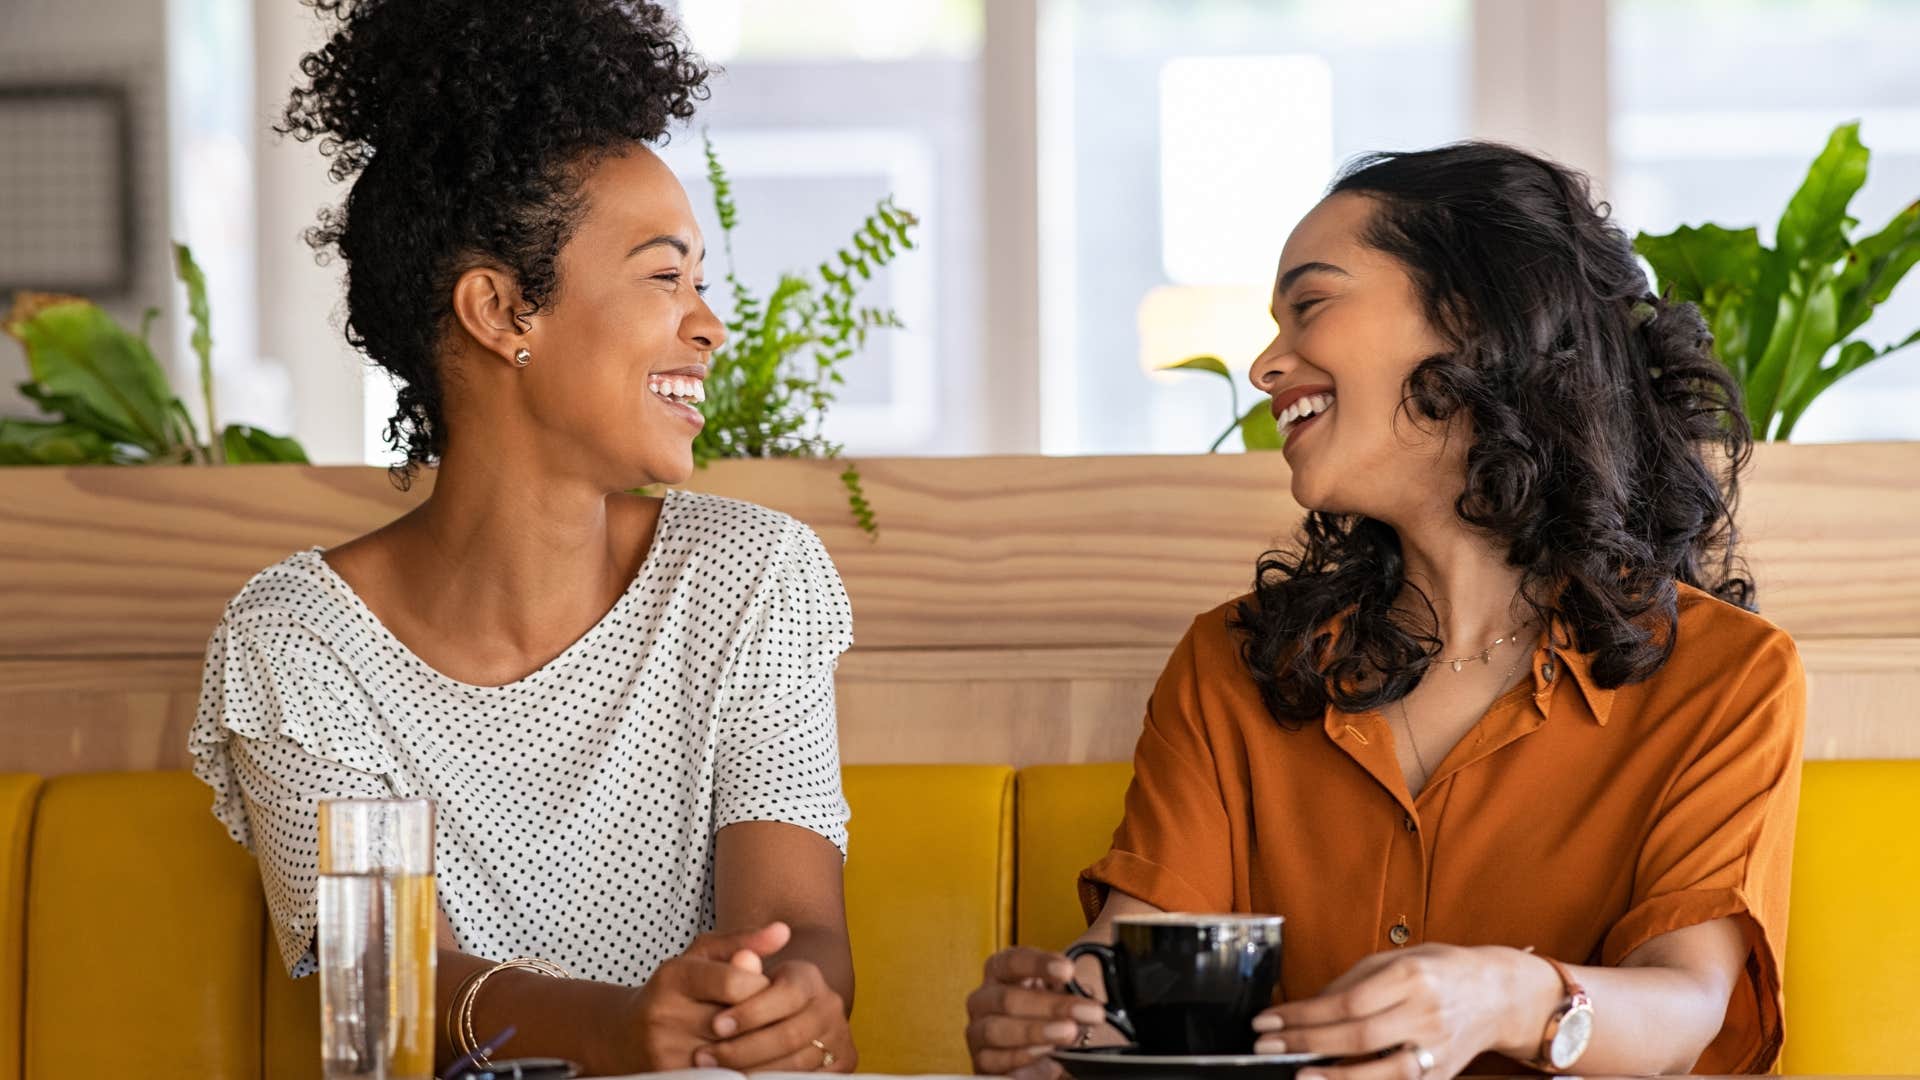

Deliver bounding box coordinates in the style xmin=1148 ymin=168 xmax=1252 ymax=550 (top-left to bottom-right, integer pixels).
xmin=455 ymin=957 xmax=575 ymax=1066
xmin=446 ymin=968 xmax=490 ymax=1058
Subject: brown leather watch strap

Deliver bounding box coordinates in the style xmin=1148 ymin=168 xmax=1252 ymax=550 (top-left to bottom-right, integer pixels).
xmin=1529 ymin=951 xmax=1595 ymax=1072
xmin=1538 ymin=953 xmax=1588 ymax=998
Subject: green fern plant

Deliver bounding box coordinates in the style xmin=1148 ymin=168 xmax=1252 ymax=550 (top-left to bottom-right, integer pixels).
xmin=693 ymin=134 xmax=919 ymax=536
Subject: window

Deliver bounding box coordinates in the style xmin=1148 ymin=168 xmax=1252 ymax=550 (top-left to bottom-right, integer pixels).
xmin=1039 ymin=0 xmax=1471 ymax=454
xmin=187 ymin=0 xmax=1919 ymax=460
xmin=661 ymin=0 xmax=985 ymax=455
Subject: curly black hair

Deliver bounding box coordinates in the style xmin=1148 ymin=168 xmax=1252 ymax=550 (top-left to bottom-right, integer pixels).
xmin=279 ymin=0 xmax=711 ymax=484
xmin=1232 ymin=142 xmax=1755 ymax=728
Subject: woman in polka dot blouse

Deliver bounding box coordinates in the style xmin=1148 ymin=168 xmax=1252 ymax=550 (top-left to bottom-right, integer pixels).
xmin=185 ymin=1 xmax=857 ymax=1074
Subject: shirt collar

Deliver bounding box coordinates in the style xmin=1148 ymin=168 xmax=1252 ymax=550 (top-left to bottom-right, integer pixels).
xmin=1532 ymin=614 xmax=1615 ymax=725
xmin=1310 ymin=608 xmax=1616 ymax=730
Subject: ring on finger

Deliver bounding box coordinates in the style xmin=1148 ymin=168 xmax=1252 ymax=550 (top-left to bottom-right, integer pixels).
xmin=811 ymin=1038 xmax=836 ymax=1069
xmin=1409 ymin=1044 xmax=1437 ymax=1077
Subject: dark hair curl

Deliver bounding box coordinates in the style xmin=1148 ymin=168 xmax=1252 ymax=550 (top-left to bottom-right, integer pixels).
xmin=279 ymin=0 xmax=710 ymax=483
xmin=1231 ymin=141 xmax=1754 ymax=728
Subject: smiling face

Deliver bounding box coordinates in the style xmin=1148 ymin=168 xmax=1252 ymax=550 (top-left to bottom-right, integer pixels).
xmin=488 ymin=145 xmax=725 ymax=488
xmin=1247 ymin=192 xmax=1465 ymax=523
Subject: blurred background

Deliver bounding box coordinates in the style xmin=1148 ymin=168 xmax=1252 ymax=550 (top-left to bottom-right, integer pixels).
xmin=4 ymin=0 xmax=1918 ymax=464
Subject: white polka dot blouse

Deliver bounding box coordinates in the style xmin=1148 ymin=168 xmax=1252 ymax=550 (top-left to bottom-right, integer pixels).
xmin=187 ymin=490 xmax=854 ymax=982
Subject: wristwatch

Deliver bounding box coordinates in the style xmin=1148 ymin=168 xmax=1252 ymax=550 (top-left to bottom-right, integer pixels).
xmin=1533 ymin=953 xmax=1594 ymax=1071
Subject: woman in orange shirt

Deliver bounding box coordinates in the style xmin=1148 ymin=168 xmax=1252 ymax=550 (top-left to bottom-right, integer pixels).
xmin=966 ymin=142 xmax=1803 ymax=1079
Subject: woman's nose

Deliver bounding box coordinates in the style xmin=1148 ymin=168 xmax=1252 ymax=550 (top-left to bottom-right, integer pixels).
xmin=1247 ymin=337 xmax=1289 ymax=394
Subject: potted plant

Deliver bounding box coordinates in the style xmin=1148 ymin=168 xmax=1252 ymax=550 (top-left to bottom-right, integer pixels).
xmin=2 ymin=244 xmax=308 ymax=465
xmin=1634 ymin=121 xmax=1919 ymax=440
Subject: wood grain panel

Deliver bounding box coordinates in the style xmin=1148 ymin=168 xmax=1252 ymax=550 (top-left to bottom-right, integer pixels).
xmin=1 ymin=466 xmax=428 ymax=657
xmin=5 ymin=639 xmax=1916 ymax=775
xmin=4 ymin=443 xmax=1917 ymax=658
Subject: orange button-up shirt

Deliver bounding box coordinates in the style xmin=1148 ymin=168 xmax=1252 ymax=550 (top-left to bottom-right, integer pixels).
xmin=1081 ymin=582 xmax=1805 ymax=1074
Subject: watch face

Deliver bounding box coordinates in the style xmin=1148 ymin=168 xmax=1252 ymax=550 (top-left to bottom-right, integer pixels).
xmin=1551 ymin=1005 xmax=1595 ymax=1069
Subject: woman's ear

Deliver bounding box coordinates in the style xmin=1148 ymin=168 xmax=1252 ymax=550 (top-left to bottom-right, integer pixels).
xmin=449 ymin=265 xmax=532 ymax=364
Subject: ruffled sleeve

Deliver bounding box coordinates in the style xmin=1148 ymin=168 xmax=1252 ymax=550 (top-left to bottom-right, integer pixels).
xmin=711 ymin=522 xmax=854 ymax=854
xmin=188 ymin=606 xmax=397 ymax=977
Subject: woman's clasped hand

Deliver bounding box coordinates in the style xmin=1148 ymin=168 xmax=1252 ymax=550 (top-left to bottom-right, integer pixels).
xmin=623 ymin=922 xmax=856 ymax=1074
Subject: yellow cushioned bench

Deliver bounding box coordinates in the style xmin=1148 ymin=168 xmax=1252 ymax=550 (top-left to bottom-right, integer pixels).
xmin=1779 ymin=760 xmax=1920 ymax=1075
xmin=1013 ymin=763 xmax=1132 ymax=952
xmin=0 ymin=761 xmax=1914 ymax=1077
xmin=0 ymin=767 xmax=1012 ymax=1080
xmin=0 ymin=775 xmax=39 ymax=1080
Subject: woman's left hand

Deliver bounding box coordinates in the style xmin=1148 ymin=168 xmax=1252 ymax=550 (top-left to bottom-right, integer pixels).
xmin=694 ymin=957 xmax=857 ymax=1073
xmin=1253 ymin=944 xmax=1535 ymax=1080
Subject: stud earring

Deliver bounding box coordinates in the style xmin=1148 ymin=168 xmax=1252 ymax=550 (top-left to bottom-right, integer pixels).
xmin=512 ymin=347 xmax=532 ymax=367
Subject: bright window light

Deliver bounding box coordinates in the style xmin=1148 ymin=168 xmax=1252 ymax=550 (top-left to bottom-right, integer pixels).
xmin=1159 ymin=54 xmax=1333 ymax=286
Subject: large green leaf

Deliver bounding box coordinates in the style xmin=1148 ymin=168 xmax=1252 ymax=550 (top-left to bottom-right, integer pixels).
xmin=1775 ymin=122 xmax=1868 ymax=265
xmin=1834 ymin=199 xmax=1920 ymax=341
xmin=1703 ymin=283 xmax=1752 ymax=381
xmin=0 ymin=418 xmax=118 ymax=464
xmin=1748 ymin=272 xmax=1838 ymax=438
xmin=18 ymin=381 xmax=134 ymax=444
xmin=1739 ymin=247 xmax=1794 ymax=404
xmin=1238 ymin=399 xmax=1283 ymax=451
xmin=1740 ymin=124 xmax=1869 ymax=399
xmin=1775 ymin=330 xmax=1920 ymax=439
xmin=1634 ymin=224 xmax=1760 ymax=306
xmin=9 ymin=300 xmax=183 ymax=456
xmin=221 ymin=424 xmax=310 ymax=463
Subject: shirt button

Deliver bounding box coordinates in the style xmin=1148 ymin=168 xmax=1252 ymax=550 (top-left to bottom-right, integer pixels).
xmin=1403 ymin=815 xmax=1417 ymax=833
xmin=1389 ymin=922 xmax=1411 ymax=946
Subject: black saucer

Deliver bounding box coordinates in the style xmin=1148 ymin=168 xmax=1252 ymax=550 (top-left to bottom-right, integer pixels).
xmin=1052 ymin=1046 xmax=1338 ymax=1080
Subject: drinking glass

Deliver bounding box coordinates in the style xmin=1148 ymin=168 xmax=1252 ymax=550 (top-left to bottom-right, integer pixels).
xmin=317 ymin=798 xmax=437 ymax=1080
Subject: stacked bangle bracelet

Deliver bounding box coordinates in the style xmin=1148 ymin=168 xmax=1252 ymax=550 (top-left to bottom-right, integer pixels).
xmin=447 ymin=957 xmax=575 ymax=1066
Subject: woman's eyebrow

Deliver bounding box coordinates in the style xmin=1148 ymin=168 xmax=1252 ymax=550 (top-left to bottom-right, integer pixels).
xmin=626 ymin=234 xmax=705 ymax=262
xmin=1276 ymin=260 xmax=1351 ymax=294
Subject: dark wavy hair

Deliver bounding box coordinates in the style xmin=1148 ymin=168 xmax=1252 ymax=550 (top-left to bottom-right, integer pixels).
xmin=279 ymin=0 xmax=711 ymax=484
xmin=1231 ymin=142 xmax=1755 ymax=729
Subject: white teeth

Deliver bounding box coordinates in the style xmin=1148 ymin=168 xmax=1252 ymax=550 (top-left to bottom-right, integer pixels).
xmin=648 ymin=375 xmax=706 ymax=406
xmin=1279 ymin=392 xmax=1335 ymax=432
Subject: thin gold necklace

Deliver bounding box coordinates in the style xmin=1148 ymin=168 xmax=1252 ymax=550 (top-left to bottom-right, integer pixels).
xmin=1399 ymin=635 xmax=1534 ymax=790
xmin=1436 ymin=627 xmax=1526 ymax=672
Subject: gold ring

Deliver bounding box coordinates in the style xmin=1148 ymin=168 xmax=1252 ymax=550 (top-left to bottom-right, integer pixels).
xmin=812 ymin=1038 xmax=836 ymax=1069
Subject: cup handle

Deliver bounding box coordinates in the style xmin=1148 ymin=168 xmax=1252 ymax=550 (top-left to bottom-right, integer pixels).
xmin=1062 ymin=942 xmax=1136 ymax=1044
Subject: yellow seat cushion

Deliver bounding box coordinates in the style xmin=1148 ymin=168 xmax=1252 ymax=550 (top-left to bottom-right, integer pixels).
xmin=842 ymin=764 xmax=1012 ymax=1075
xmin=264 ymin=929 xmax=321 ymax=1080
xmin=12 ymin=758 xmax=1914 ymax=1078
xmin=23 ymin=771 xmax=264 ymax=1080
xmin=1014 ymin=762 xmax=1134 ymax=950
xmin=0 ymin=775 xmax=43 ymax=1080
xmin=1782 ymin=759 xmax=1920 ymax=1075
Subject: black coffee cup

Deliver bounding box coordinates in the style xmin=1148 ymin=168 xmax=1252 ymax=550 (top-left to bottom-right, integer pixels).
xmin=1066 ymin=913 xmax=1284 ymax=1055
